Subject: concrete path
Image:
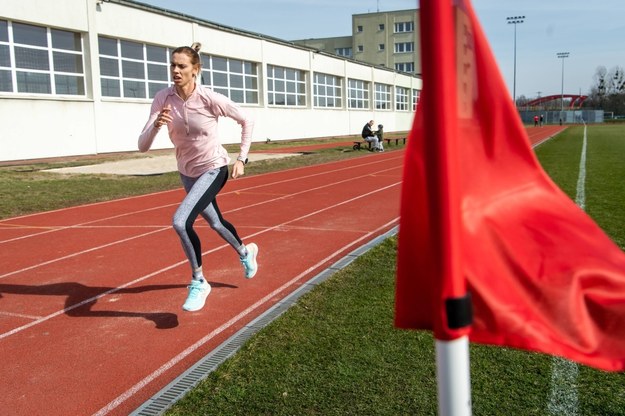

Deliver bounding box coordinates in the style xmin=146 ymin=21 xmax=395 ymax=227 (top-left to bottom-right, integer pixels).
xmin=45 ymin=152 xmax=301 ymax=176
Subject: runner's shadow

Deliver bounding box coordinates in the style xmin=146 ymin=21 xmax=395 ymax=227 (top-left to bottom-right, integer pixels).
xmin=0 ymin=281 xmax=236 ymax=329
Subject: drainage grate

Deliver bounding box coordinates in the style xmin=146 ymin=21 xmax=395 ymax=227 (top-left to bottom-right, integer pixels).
xmin=130 ymin=226 xmax=397 ymax=415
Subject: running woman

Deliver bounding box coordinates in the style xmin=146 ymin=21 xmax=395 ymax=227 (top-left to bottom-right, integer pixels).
xmin=138 ymin=44 xmax=258 ymax=312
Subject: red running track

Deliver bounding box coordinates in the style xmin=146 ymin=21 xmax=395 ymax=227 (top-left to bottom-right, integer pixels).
xmin=0 ymin=150 xmax=405 ymax=416
xmin=0 ymin=126 xmax=564 ymax=416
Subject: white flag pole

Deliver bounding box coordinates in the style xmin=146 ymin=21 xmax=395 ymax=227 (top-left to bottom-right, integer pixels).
xmin=436 ymin=336 xmax=472 ymax=416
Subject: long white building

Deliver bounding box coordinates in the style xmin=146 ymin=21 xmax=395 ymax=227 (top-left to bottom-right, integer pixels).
xmin=0 ymin=0 xmax=421 ymax=162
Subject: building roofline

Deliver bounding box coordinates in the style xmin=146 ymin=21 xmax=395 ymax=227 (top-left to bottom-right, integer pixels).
xmin=352 ymin=8 xmax=419 ymax=17
xmin=291 ymin=35 xmax=353 ymax=42
xmin=114 ymin=0 xmax=294 ymax=45
xmin=111 ymin=0 xmax=420 ymax=79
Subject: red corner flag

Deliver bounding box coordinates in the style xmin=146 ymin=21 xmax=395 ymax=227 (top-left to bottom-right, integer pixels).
xmin=395 ymin=0 xmax=625 ymax=372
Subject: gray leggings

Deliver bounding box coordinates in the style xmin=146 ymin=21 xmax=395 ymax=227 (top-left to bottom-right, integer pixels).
xmin=173 ymin=166 xmax=245 ymax=271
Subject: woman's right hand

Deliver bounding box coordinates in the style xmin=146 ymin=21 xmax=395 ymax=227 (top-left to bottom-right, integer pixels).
xmin=154 ymin=104 xmax=172 ymax=129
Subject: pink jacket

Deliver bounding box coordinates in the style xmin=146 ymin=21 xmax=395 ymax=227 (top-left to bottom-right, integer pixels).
xmin=138 ymin=85 xmax=254 ymax=178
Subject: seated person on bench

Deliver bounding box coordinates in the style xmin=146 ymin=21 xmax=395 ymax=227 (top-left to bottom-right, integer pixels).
xmin=361 ymin=120 xmax=382 ymax=151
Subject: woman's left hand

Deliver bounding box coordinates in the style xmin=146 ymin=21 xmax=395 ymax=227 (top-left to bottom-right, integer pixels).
xmin=231 ymin=160 xmax=245 ymax=179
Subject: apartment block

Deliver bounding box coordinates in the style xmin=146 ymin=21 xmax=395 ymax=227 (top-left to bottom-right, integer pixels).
xmin=293 ymin=9 xmax=420 ymax=75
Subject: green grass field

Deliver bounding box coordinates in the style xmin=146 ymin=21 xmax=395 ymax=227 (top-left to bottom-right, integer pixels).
xmin=2 ymin=126 xmax=624 ymax=415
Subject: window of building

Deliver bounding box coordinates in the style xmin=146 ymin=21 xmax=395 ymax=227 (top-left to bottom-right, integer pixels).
xmin=394 ymin=42 xmax=414 ymax=53
xmin=395 ymin=86 xmax=409 ymax=111
xmin=357 ymin=26 xmax=363 ymax=33
xmin=412 ymin=88 xmax=420 ymax=111
xmin=374 ymin=83 xmax=391 ymax=110
xmin=314 ymin=72 xmax=342 ymax=108
xmin=395 ymin=62 xmax=414 ymax=73
xmin=99 ymin=36 xmax=169 ymax=99
xmin=335 ymin=47 xmax=352 ymax=58
xmin=0 ymin=20 xmax=85 ymax=95
xmin=378 ymin=24 xmax=385 ymax=31
xmin=394 ymin=22 xmax=415 ymax=33
xmin=267 ymin=64 xmax=306 ymax=107
xmin=357 ymin=45 xmax=364 ymax=53
xmin=348 ymin=78 xmax=370 ymax=109
xmin=378 ymin=44 xmax=385 ymax=51
xmin=200 ymin=55 xmax=258 ymax=104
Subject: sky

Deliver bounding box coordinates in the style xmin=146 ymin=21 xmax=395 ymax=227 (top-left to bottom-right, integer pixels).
xmin=138 ymin=0 xmax=625 ymax=100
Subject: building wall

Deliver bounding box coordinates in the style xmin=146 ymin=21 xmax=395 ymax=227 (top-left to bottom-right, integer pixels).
xmin=353 ymin=10 xmax=420 ymax=74
xmin=0 ymin=0 xmax=421 ymax=162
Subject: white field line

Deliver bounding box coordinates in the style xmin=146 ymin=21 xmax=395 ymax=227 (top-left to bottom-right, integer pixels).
xmin=548 ymin=357 xmax=580 ymax=416
xmin=0 ymin=181 xmax=400 ymax=341
xmin=547 ymin=124 xmax=586 ymax=416
xmin=574 ymin=125 xmax=588 ymax=210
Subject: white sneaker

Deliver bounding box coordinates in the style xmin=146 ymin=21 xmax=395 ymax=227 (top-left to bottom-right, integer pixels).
xmin=240 ymin=243 xmax=259 ymax=279
xmin=182 ymin=279 xmax=211 ymax=311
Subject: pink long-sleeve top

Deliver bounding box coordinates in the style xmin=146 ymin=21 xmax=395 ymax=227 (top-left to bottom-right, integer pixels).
xmin=138 ymin=85 xmax=254 ymax=178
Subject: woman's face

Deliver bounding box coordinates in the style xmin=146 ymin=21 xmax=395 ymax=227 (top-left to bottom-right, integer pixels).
xmin=170 ymin=52 xmax=198 ymax=88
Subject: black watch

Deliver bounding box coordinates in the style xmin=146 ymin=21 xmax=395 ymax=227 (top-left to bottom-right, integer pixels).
xmin=237 ymin=156 xmax=248 ymax=165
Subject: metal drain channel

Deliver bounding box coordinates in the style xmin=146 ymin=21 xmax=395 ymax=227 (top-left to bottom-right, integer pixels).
xmin=131 ymin=226 xmax=397 ymax=416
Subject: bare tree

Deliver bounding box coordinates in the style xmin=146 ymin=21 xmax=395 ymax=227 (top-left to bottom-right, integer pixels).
xmin=515 ymin=94 xmax=530 ymax=108
xmin=587 ymin=65 xmax=625 ymax=114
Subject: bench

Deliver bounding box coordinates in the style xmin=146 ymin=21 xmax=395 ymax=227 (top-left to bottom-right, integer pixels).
xmin=353 ymin=141 xmax=373 ymax=151
xmin=352 ymin=137 xmax=406 ymax=150
xmin=383 ymin=137 xmax=406 ymax=146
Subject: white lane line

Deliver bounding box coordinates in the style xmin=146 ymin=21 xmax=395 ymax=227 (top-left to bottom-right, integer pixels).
xmin=0 ymin=181 xmax=401 ymax=340
xmin=0 ymin=227 xmax=170 ymax=280
xmin=92 ymin=218 xmax=399 ymax=416
xmin=0 ymin=310 xmax=43 ymax=320
xmin=0 ymin=166 xmax=400 ymax=280
xmin=0 ymin=153 xmax=404 ymax=228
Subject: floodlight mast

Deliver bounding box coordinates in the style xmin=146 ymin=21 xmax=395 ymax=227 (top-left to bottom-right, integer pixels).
xmin=506 ymin=16 xmax=525 ymax=106
xmin=557 ymin=52 xmax=570 ymax=122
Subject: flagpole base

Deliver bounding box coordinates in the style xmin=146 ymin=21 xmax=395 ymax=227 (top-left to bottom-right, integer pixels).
xmin=436 ymin=336 xmax=472 ymax=416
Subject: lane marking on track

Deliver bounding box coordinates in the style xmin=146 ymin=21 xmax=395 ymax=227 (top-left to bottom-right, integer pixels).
xmin=0 ymin=223 xmax=59 ymax=230
xmin=92 ymin=217 xmax=399 ymax=416
xmin=0 ymin=227 xmax=170 ymax=280
xmin=0 ymin=311 xmax=43 ymax=320
xmin=0 ymin=166 xmax=401 ymax=279
xmin=0 ymin=182 xmax=401 ymax=340
xmin=0 ymin=154 xmax=404 ymax=245
xmin=0 ymin=205 xmax=180 ymax=245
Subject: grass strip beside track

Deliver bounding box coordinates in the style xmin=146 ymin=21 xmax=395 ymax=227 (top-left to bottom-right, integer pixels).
xmin=0 ymin=135 xmax=378 ymax=220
